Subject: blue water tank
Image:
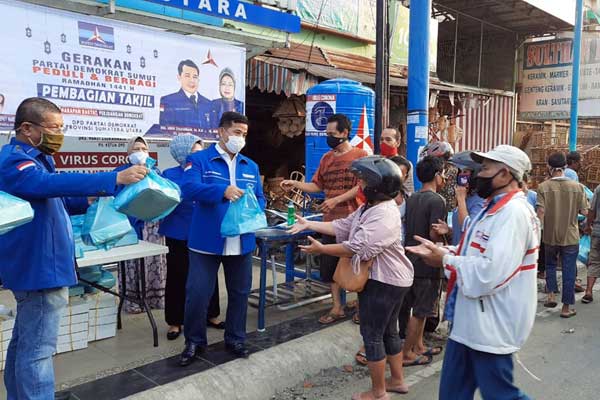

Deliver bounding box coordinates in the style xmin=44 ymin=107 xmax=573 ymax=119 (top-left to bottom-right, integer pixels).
xmin=304 ymin=79 xmax=375 ymax=183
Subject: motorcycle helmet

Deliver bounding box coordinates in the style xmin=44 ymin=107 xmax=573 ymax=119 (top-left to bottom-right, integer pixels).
xmin=351 ymin=156 xmax=402 ymax=202
xmin=418 ymin=141 xmax=454 ymax=162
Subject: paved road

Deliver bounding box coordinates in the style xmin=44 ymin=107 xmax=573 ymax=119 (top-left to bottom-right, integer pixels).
xmin=275 ymin=284 xmax=600 ymax=400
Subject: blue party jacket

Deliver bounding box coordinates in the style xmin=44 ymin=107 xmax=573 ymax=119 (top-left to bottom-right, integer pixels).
xmin=182 ymin=143 xmax=265 ymax=255
xmin=0 ymin=138 xmax=118 ymax=291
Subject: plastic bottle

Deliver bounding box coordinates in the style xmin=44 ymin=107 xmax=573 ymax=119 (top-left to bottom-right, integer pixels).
xmin=287 ymin=201 xmax=295 ymax=226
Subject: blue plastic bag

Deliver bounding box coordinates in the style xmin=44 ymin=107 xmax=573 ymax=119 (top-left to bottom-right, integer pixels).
xmin=113 ymin=157 xmax=181 ymax=222
xmin=113 ymin=227 xmax=139 ymax=248
xmin=579 ymin=235 xmax=591 ymax=265
xmin=0 ymin=191 xmax=34 ymax=235
xmin=221 ymin=185 xmax=267 ymax=237
xmin=82 ymin=197 xmax=133 ymax=249
xmin=71 ymin=215 xmax=101 ymax=255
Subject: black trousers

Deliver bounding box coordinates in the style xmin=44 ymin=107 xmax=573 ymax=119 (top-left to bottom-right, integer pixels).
xmin=164 ymin=238 xmax=220 ymax=326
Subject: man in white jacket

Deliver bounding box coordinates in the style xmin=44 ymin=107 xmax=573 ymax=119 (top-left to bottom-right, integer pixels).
xmin=407 ymin=145 xmax=540 ymax=400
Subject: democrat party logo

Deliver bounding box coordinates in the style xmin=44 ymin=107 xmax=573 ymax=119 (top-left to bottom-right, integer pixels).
xmin=78 ymin=22 xmax=115 ymax=50
xmin=310 ymin=102 xmax=334 ymax=131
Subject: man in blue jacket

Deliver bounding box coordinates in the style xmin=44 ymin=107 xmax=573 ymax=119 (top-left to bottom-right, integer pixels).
xmin=180 ymin=111 xmax=265 ymax=365
xmin=0 ymin=98 xmax=147 ymax=400
xmin=159 ymin=59 xmax=211 ymax=129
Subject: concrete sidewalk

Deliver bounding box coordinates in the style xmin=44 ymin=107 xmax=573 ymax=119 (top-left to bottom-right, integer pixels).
xmin=126 ymin=321 xmax=362 ymax=400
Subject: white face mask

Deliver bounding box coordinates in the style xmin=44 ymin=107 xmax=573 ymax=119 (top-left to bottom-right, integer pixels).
xmin=225 ymin=135 xmax=245 ymax=154
xmin=128 ymin=151 xmax=148 ymax=165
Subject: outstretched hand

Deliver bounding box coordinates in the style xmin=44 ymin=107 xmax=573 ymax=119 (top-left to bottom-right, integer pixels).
xmin=287 ymin=214 xmax=310 ymax=235
xmin=298 ymin=236 xmax=324 ymax=254
xmin=405 ymin=235 xmax=449 ymax=268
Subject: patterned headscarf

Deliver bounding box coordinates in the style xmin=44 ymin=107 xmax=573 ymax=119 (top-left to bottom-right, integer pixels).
xmin=170 ymin=134 xmax=201 ymax=166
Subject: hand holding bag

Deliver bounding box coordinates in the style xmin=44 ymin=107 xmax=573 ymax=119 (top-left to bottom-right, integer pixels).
xmin=220 ymin=184 xmax=267 ymax=237
xmin=114 ymin=157 xmax=181 ymax=222
xmin=333 ymin=255 xmax=374 ymax=293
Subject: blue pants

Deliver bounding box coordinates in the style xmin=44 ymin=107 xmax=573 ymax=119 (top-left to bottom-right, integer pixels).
xmin=184 ymin=252 xmax=253 ymax=346
xmin=545 ymin=244 xmax=578 ymax=305
xmin=439 ymin=339 xmax=530 ymax=400
xmin=5 ymin=287 xmax=68 ymax=400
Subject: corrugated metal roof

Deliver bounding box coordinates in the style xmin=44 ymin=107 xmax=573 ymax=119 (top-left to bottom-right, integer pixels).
xmin=254 ymin=44 xmax=516 ymax=96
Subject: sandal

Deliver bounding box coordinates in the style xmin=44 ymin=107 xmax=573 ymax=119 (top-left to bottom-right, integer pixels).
xmin=421 ymin=346 xmax=443 ymax=356
xmin=355 ymin=350 xmax=368 ymax=366
xmin=352 ymin=312 xmax=360 ymax=325
xmin=544 ymin=301 xmax=558 ymax=308
xmin=560 ymin=310 xmax=577 ymax=318
xmin=318 ymin=312 xmax=346 ymax=325
xmin=403 ymin=354 xmax=433 ymax=367
xmin=582 ymin=294 xmax=594 ymax=304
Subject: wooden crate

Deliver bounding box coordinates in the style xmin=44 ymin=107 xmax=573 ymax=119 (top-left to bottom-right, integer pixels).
xmin=586 ymin=165 xmax=600 ymax=186
xmin=530 ymin=148 xmax=547 ymax=164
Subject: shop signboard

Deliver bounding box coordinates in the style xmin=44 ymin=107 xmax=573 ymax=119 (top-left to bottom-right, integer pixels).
xmin=144 ymin=0 xmax=301 ymax=33
xmin=520 ymin=34 xmax=600 ymax=120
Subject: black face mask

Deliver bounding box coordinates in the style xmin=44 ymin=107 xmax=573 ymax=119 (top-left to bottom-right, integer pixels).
xmin=476 ymin=170 xmax=508 ymax=199
xmin=327 ymin=135 xmax=347 ymax=149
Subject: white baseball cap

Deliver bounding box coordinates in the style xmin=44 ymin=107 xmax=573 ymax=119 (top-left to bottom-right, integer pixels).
xmin=471 ymin=145 xmax=531 ymax=182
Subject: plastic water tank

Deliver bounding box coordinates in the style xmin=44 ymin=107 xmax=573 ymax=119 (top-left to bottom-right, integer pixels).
xmin=304 ymin=79 xmax=374 ymax=183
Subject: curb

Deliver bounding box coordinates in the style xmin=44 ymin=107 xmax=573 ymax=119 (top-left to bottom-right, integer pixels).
xmin=126 ymin=321 xmax=361 ymax=400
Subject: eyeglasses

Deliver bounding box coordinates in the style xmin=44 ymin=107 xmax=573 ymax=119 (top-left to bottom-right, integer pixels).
xmin=27 ymin=121 xmax=67 ymax=135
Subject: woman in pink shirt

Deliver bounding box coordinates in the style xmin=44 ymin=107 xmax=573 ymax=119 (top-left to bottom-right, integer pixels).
xmin=290 ymin=156 xmax=414 ymax=400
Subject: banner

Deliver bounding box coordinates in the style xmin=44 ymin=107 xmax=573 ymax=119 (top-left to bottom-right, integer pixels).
xmin=297 ymin=0 xmax=376 ymax=40
xmin=0 ymin=1 xmax=246 ymax=140
xmin=520 ymin=34 xmax=600 ymax=120
xmin=389 ymin=3 xmax=438 ymax=72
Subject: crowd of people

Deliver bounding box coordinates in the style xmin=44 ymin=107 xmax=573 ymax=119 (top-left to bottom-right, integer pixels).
xmin=0 ymin=98 xmax=596 ymax=400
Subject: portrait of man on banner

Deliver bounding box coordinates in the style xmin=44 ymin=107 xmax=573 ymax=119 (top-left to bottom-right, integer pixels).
xmin=159 ymin=59 xmax=211 ymax=129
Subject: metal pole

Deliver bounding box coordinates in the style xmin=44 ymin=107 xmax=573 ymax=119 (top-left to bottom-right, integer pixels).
xmin=453 ymin=13 xmax=458 ymax=83
xmin=478 ymin=21 xmax=483 ymax=87
xmin=375 ymin=0 xmax=388 ymax=154
xmin=407 ymin=0 xmax=431 ymax=190
xmin=569 ymin=0 xmax=585 ymax=151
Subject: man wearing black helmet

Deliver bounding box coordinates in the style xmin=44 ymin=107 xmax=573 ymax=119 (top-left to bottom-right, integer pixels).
xmin=289 ymin=156 xmax=414 ymax=400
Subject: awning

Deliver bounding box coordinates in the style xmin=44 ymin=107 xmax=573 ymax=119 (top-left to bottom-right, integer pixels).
xmin=248 ymin=43 xmax=513 ymax=97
